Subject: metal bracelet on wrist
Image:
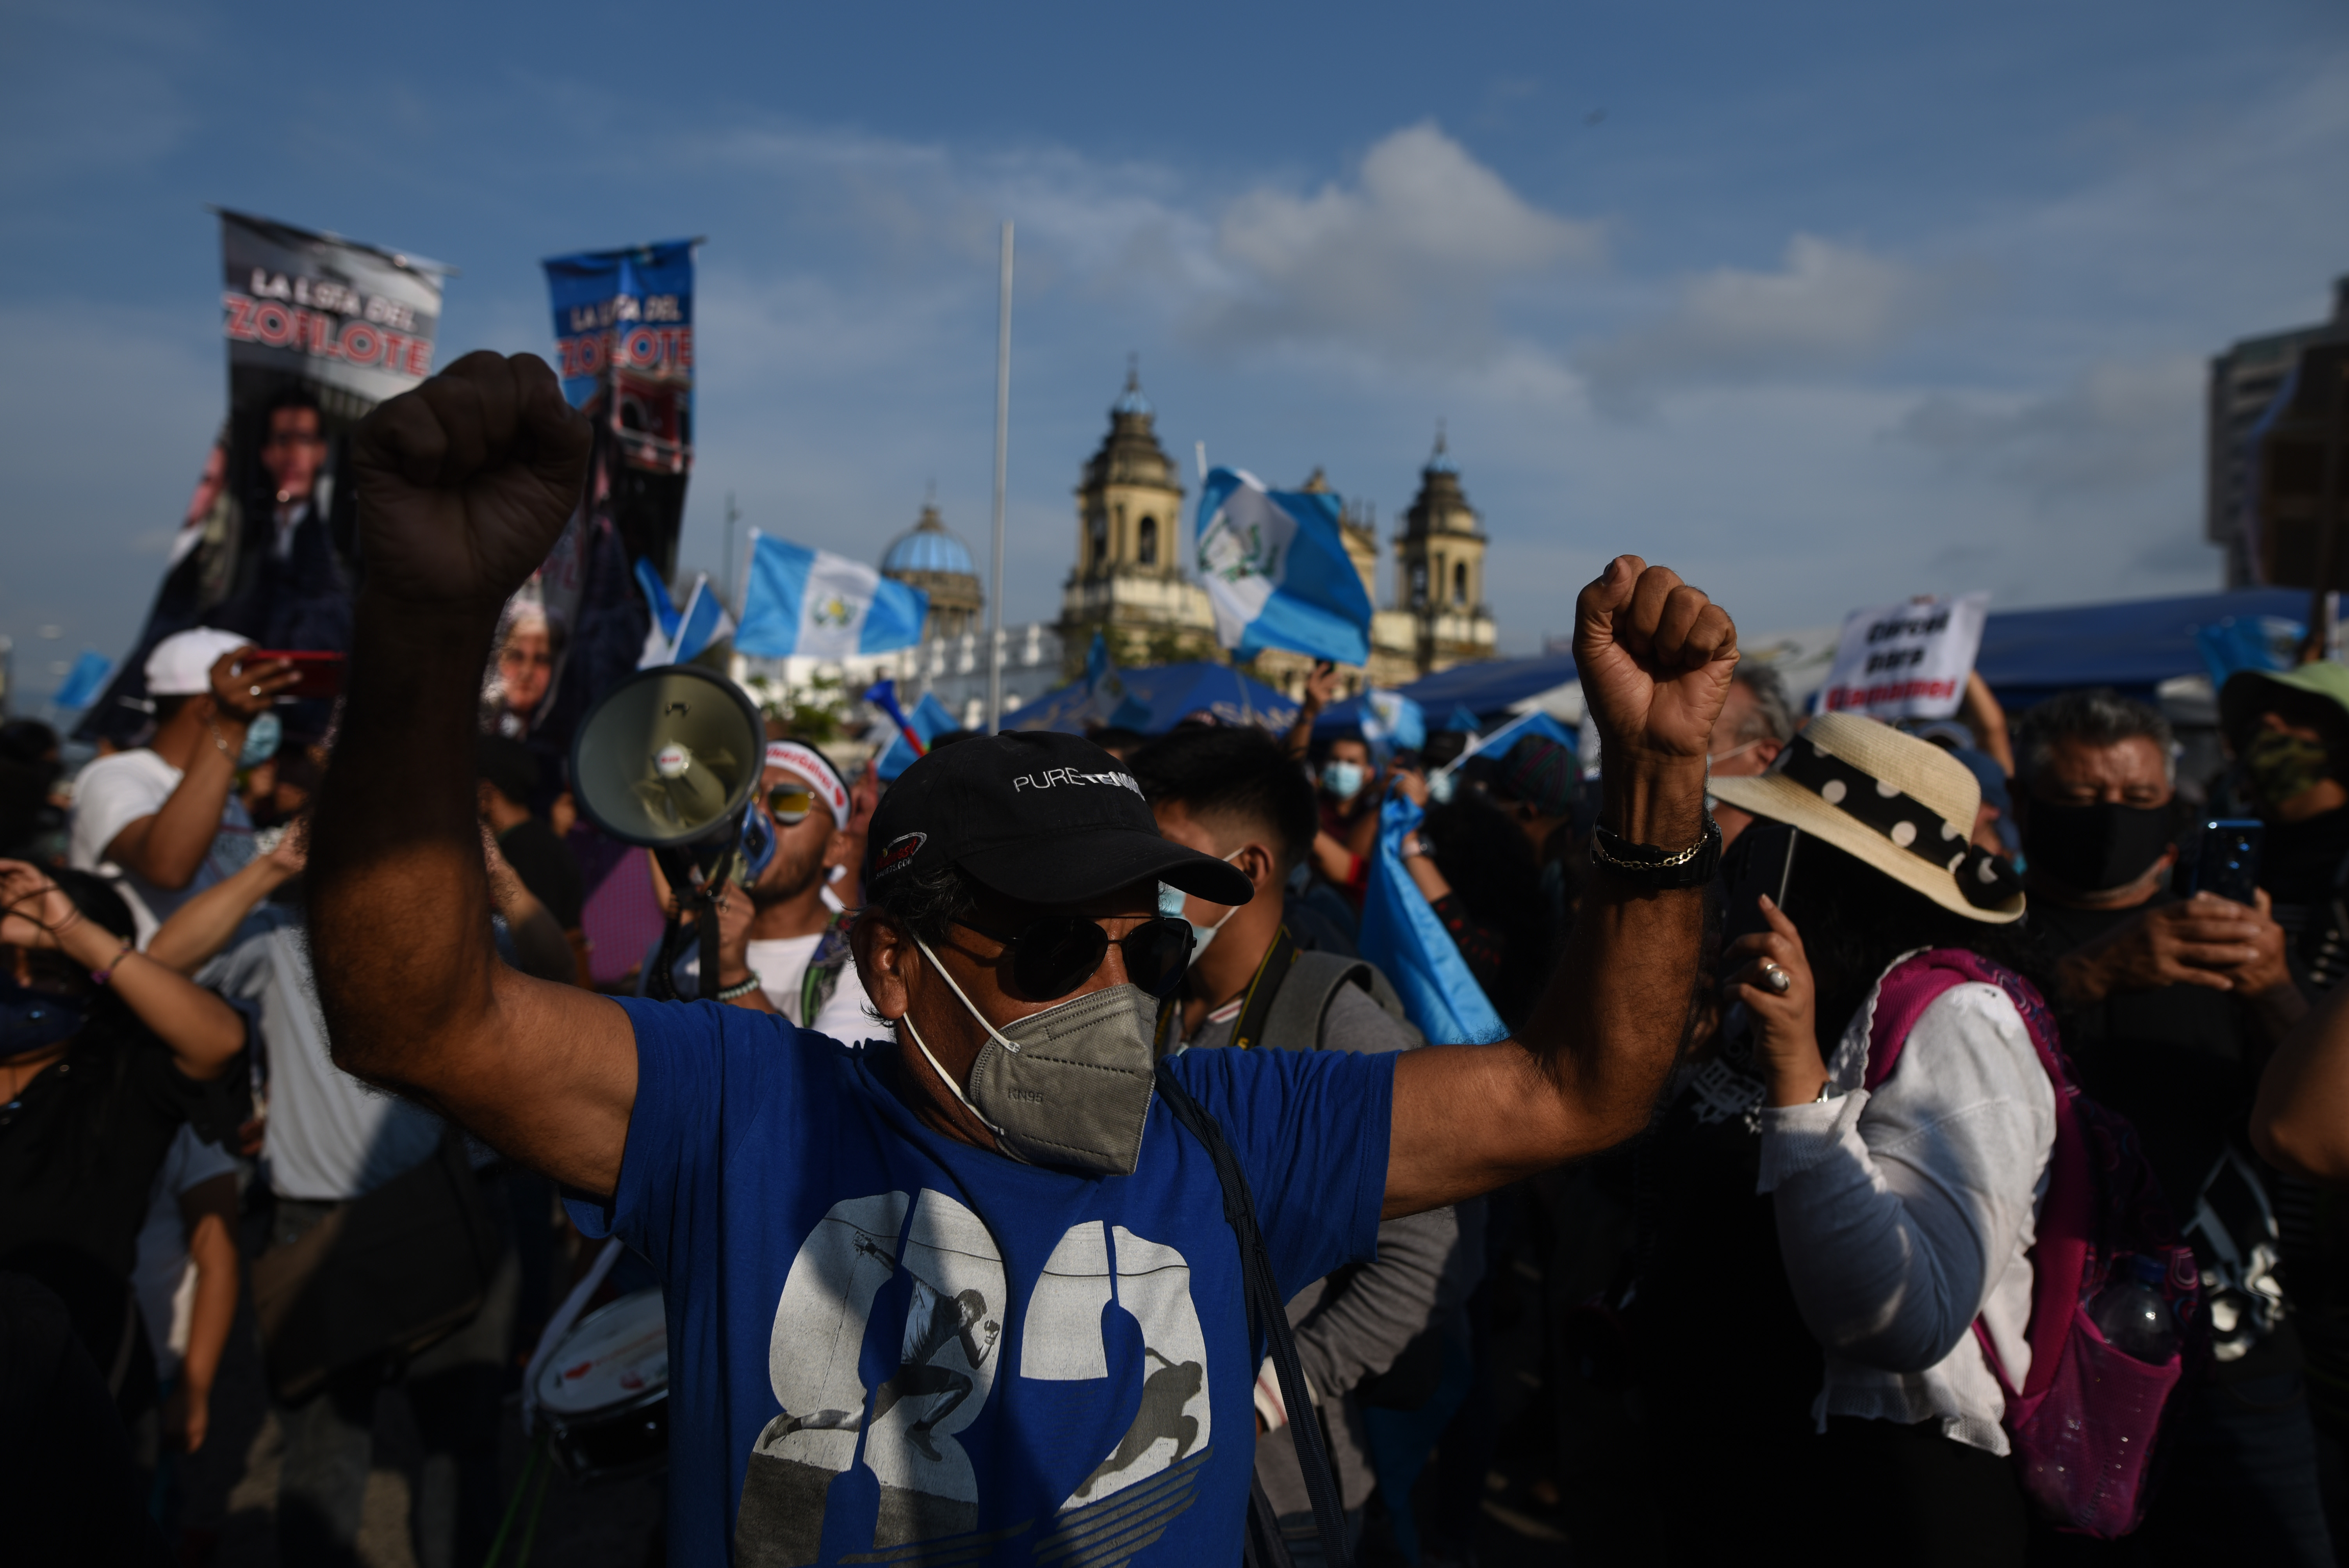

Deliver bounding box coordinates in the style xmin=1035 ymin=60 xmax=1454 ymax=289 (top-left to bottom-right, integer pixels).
xmin=1587 ymin=815 xmax=1722 ymax=890
xmin=713 ymin=975 xmax=763 ymax=1002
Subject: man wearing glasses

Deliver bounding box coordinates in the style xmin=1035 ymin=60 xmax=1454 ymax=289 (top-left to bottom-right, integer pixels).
xmin=650 ymin=739 xmax=874 ymax=1039
xmin=307 ymin=354 xmax=1737 ymax=1566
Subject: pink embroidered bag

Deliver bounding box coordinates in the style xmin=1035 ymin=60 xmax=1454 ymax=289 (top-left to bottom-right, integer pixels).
xmin=1862 ymin=949 xmax=2199 ymax=1539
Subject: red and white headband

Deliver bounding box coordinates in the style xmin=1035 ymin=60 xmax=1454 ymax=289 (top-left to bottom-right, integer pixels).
xmin=765 ymin=742 xmax=851 ymax=829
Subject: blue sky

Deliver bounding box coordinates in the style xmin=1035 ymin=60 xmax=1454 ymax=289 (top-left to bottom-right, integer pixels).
xmin=5 ymin=0 xmax=2347 ymax=702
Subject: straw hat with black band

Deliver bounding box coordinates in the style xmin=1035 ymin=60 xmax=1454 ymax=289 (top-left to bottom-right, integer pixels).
xmin=1709 ymin=713 xmax=2025 ymax=924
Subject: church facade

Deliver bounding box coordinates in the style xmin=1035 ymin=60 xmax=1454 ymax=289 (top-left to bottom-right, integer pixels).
xmin=860 ymin=369 xmax=1502 ymax=722
xmin=1051 ymin=370 xmax=1497 ymax=697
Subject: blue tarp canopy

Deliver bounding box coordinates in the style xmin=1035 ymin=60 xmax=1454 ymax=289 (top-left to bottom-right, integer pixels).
xmin=1309 ymin=587 xmax=2314 ymax=734
xmin=1313 ymin=651 xmax=1579 ymax=735
xmin=1002 ymin=660 xmax=1301 ymax=735
xmin=1972 ymin=587 xmax=2306 ymax=708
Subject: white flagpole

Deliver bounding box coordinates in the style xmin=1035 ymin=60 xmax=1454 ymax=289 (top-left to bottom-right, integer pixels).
xmin=986 ymin=221 xmax=1014 ymax=733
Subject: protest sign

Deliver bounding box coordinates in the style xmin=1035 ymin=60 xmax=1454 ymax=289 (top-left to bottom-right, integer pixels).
xmin=1819 ymin=593 xmax=1991 ymax=720
xmin=481 ymin=241 xmax=702 ymax=761
xmin=81 ymin=212 xmax=446 ymax=743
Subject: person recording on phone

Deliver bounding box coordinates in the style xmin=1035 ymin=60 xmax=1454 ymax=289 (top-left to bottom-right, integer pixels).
xmin=2012 ymin=688 xmax=2326 ymax=1561
xmin=299 ymin=351 xmax=1732 ymax=1567
xmin=68 ymin=627 xmax=298 ymax=946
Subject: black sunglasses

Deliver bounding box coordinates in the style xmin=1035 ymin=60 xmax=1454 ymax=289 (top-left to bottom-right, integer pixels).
xmin=951 ymin=913 xmax=1194 ymax=1002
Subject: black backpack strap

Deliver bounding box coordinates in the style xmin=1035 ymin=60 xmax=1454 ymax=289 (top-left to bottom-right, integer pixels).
xmin=1153 ymin=1060 xmax=1350 ymax=1568
xmin=1229 ymin=927 xmax=1300 ymax=1052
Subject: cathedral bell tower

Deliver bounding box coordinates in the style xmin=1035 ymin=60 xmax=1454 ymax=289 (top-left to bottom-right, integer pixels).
xmin=1058 ymin=363 xmax=1216 ymax=670
xmin=1393 ymin=424 xmax=1497 ymax=674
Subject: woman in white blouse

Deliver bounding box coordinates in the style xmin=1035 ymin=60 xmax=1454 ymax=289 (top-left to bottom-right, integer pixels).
xmin=1636 ymin=715 xmax=2051 ymax=1564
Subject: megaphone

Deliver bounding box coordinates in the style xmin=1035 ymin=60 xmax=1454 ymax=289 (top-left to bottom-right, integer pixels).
xmin=572 ymin=665 xmax=767 ymax=1000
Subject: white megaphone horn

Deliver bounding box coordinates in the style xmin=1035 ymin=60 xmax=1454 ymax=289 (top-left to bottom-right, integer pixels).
xmin=571 ymin=665 xmax=767 ymax=1000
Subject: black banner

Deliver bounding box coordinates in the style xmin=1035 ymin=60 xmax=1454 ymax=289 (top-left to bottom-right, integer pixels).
xmin=80 ymin=211 xmax=447 ymax=743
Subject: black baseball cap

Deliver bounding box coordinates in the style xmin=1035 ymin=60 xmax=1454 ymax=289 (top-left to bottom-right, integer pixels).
xmin=866 ymin=730 xmax=1255 ymax=907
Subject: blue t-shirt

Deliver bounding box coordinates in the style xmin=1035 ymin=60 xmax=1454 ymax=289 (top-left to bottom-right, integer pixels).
xmin=571 ymin=998 xmax=1394 ymax=1566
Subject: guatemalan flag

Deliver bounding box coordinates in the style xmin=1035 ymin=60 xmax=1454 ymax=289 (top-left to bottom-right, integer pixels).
xmin=634 ymin=562 xmax=735 ymax=669
xmin=1360 ymin=689 xmax=1426 ymax=761
xmin=1194 ymin=468 xmax=1373 ymax=667
xmin=735 ymin=531 xmax=929 ymax=660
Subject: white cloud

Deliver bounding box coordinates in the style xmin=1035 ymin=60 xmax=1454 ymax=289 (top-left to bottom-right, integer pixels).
xmin=1185 ymin=123 xmax=1603 ymax=361
xmin=1897 ymin=356 xmax=2204 ymax=501
xmin=1577 ymin=235 xmax=1945 ymax=416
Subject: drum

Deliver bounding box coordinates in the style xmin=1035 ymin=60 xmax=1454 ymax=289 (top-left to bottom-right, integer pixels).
xmin=535 ymin=1286 xmax=670 ymax=1482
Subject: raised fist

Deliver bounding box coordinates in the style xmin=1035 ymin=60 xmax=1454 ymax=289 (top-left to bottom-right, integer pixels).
xmin=352 ymin=351 xmax=592 ymax=611
xmin=1572 ymin=556 xmax=1738 ymax=763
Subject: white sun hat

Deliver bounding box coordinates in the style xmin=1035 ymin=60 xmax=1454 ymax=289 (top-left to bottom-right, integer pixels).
xmin=1709 ymin=711 xmax=2024 ymax=924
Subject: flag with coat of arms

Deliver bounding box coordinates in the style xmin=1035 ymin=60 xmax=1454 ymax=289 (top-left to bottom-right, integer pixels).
xmin=1194 ymin=468 xmax=1373 ymax=667
xmin=735 ymin=531 xmax=929 ymax=660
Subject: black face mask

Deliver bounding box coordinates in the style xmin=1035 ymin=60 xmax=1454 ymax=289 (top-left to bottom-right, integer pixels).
xmin=2021 ymin=800 xmax=2174 ymax=894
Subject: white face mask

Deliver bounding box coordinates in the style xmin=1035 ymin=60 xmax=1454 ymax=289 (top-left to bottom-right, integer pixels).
xmin=1157 ymin=848 xmax=1249 ymax=963
xmin=1322 ymin=760 xmax=1366 ymax=801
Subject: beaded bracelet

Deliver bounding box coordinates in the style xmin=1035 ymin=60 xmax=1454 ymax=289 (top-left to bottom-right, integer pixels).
xmin=91 ymin=944 xmax=135 ymax=987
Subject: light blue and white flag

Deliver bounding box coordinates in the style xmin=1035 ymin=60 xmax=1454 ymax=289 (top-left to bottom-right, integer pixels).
xmin=51 ymin=651 xmax=115 ymax=711
xmin=635 ymin=558 xmax=682 ymax=645
xmin=1359 ymin=792 xmax=1508 ymax=1044
xmin=1083 ymin=633 xmax=1153 ymax=731
xmin=1360 ymin=689 xmax=1426 ymax=761
xmin=736 ymin=530 xmax=929 ymax=661
xmin=2195 ymin=615 xmax=2303 ymax=689
xmin=1194 ymin=468 xmax=1372 ymax=667
xmin=873 ymin=688 xmax=961 ymax=782
xmin=635 ymin=568 xmax=735 ymax=669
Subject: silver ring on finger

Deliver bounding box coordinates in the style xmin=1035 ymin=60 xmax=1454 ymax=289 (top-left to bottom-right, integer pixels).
xmin=1760 ymin=960 xmax=1792 ymax=995
xmin=249 ymin=684 xmax=263 ymax=698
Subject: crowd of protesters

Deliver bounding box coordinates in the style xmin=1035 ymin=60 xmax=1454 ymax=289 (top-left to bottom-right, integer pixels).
xmin=12 ymin=370 xmax=2349 ymax=1568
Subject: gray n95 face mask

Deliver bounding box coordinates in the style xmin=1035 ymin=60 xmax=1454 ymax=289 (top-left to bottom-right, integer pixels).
xmin=902 ymin=937 xmax=1161 ymax=1176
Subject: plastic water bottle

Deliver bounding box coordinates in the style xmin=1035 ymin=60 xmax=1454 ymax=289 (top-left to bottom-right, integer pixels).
xmin=2087 ymin=1256 xmax=2180 ymax=1364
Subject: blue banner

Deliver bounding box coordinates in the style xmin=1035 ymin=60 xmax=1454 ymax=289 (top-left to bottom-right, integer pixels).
xmin=545 ymin=241 xmax=697 ymax=412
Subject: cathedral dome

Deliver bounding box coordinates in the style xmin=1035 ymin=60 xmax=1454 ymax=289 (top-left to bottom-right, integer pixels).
xmin=882 ymin=499 xmax=984 ymax=641
xmin=883 ymin=504 xmax=977 ymax=578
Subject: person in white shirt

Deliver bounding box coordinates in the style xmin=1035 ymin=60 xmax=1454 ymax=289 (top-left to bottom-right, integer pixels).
xmin=644 ymin=739 xmax=877 ymax=1037
xmin=69 ymin=627 xmax=295 ymax=945
xmin=1626 ymin=715 xmax=2052 ymax=1563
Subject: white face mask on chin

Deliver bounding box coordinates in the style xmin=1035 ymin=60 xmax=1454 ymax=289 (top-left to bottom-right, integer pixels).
xmin=1157 ymin=848 xmax=1249 ymax=963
